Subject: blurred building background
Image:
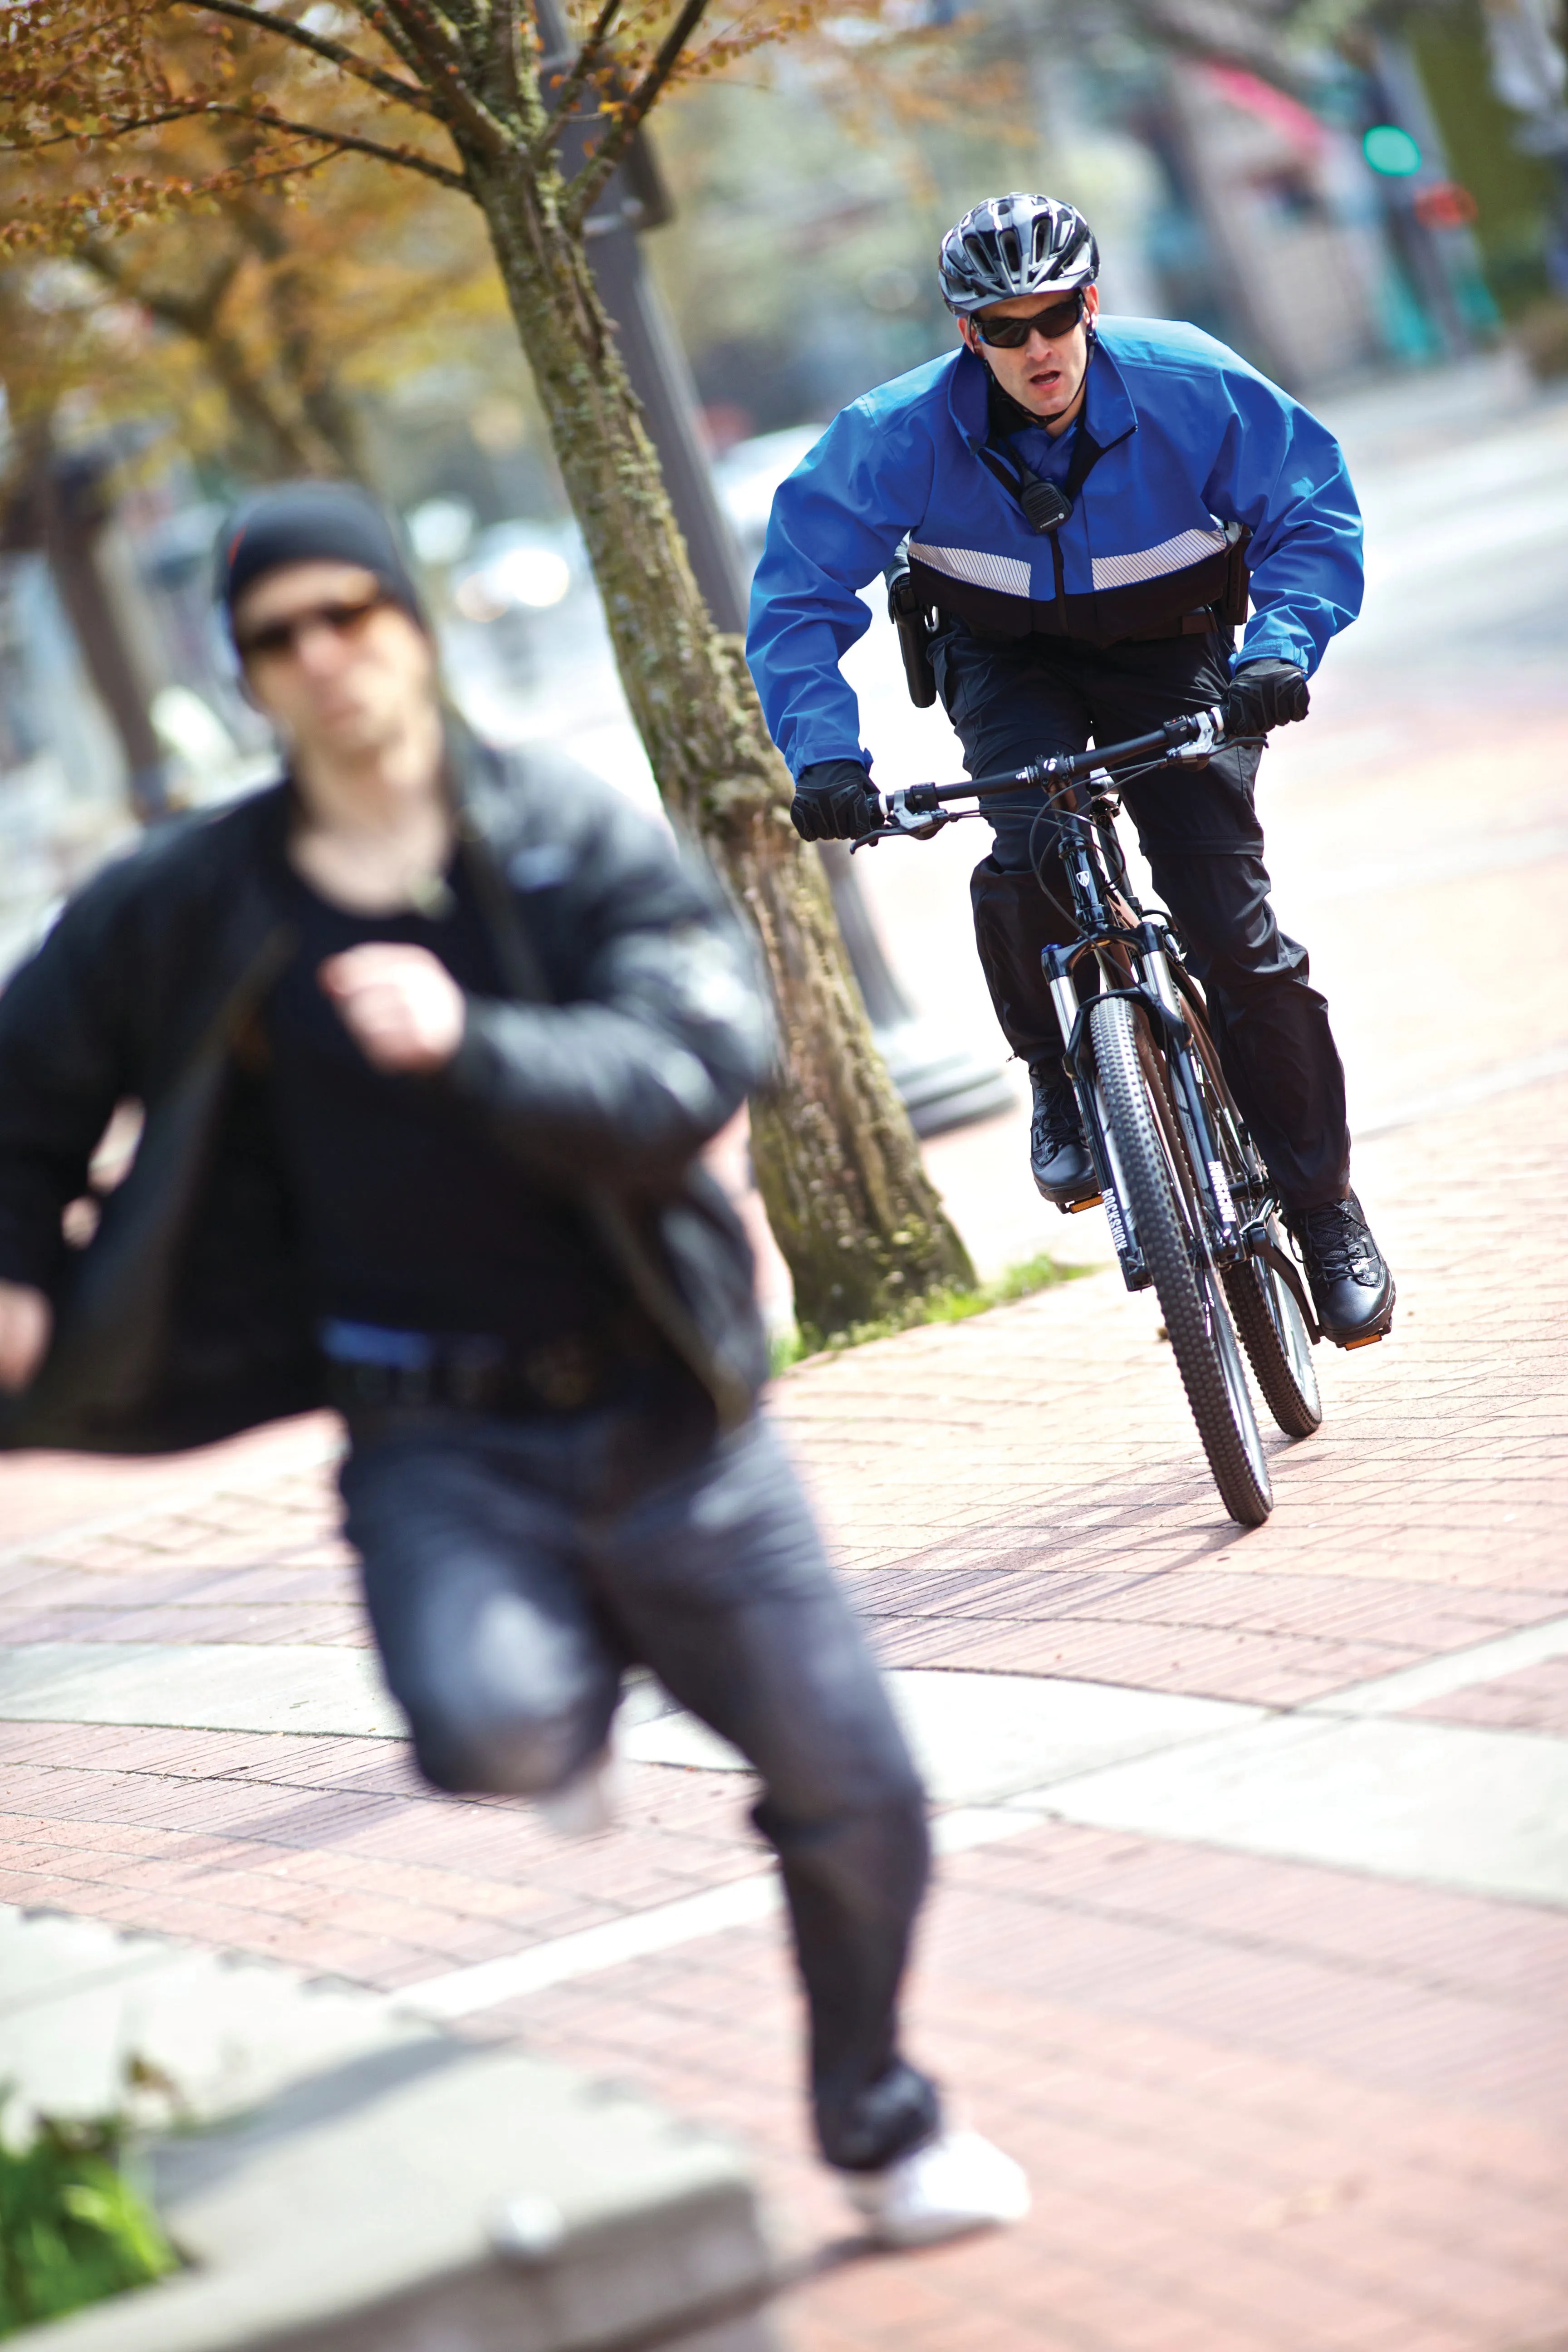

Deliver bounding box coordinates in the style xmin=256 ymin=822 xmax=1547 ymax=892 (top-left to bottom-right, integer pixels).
xmin=4 ymin=0 xmax=1568 ymax=975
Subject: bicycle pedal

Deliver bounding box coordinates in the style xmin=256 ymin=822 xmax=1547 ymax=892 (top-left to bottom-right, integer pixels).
xmin=1064 ymin=1193 xmax=1103 ymax=1215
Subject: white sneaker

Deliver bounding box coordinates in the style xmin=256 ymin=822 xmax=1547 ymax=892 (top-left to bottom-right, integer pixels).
xmin=535 ymin=1745 xmax=618 ymax=1837
xmin=842 ymin=2128 xmax=1030 ymax=2248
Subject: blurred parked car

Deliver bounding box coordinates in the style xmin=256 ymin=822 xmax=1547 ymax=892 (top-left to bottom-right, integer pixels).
xmin=713 ymin=425 xmax=827 ymax=569
xmin=446 ymin=518 xmax=588 ymax=695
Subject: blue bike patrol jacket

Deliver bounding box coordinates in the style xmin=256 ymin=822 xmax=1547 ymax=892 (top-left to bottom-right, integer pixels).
xmin=746 ymin=319 xmax=1364 ymax=777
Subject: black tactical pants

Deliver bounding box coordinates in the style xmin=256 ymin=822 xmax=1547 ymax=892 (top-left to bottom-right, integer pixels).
xmin=935 ymin=622 xmax=1350 ymax=1213
xmin=340 ymin=1388 xmax=938 ymax=2172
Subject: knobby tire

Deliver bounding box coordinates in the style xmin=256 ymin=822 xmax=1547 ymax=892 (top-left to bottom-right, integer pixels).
xmin=1221 ymin=1249 xmax=1322 ymax=1438
xmin=1088 ymin=995 xmax=1273 ymax=1527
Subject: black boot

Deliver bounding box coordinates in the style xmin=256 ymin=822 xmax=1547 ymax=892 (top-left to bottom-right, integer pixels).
xmin=1029 ymin=1064 xmax=1098 ymax=1207
xmin=1289 ymin=1191 xmax=1395 ymax=1347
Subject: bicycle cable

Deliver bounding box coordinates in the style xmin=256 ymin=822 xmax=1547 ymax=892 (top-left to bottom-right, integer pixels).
xmin=1026 ymin=796 xmax=1083 ymax=929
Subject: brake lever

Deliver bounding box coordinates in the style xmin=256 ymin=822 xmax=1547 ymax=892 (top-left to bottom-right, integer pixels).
xmin=1171 ymin=706 xmax=1227 ymax=765
xmin=879 ymin=785 xmax=950 ymax=841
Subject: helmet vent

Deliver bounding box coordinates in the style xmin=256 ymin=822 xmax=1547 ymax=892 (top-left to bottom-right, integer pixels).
xmin=938 ymin=192 xmax=1098 ymax=315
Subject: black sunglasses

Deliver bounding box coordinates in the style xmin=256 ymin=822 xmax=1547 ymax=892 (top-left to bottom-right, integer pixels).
xmin=972 ymin=291 xmax=1085 ymax=348
xmin=234 ymin=591 xmax=393 ymax=662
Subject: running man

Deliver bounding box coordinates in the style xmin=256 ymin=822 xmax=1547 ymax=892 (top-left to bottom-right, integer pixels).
xmin=0 ymin=481 xmax=1026 ymax=2244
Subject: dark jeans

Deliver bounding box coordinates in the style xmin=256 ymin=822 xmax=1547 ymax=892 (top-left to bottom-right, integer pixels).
xmin=339 ymin=1393 xmax=939 ymax=2171
xmin=937 ymin=624 xmax=1350 ymax=1211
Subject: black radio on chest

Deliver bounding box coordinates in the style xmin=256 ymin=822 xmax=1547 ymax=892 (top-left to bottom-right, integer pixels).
xmin=1019 ymin=477 xmax=1073 ymax=535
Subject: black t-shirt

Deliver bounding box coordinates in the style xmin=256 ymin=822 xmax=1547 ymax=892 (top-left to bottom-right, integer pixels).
xmin=262 ymin=853 xmax=629 ymax=1341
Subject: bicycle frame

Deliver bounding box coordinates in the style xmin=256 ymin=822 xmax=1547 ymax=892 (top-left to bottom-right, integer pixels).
xmin=859 ymin=709 xmax=1317 ymax=1328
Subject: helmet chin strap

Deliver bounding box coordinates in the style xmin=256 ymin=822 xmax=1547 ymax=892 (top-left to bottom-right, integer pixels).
xmin=976 ymin=338 xmax=1094 ymax=432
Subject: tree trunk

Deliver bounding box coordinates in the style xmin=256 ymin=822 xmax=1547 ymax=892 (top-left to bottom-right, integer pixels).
xmin=467 ymin=162 xmax=975 ymax=1335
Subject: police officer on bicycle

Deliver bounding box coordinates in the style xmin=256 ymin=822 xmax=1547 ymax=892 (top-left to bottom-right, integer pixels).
xmin=746 ymin=192 xmax=1394 ymax=1348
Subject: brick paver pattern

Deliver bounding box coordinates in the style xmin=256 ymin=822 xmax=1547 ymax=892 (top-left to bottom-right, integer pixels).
xmin=3 ymin=673 xmax=1568 ymax=2347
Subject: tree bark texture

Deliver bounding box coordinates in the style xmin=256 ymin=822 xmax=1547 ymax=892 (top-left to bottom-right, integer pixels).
xmin=466 ymin=160 xmax=975 ymax=1333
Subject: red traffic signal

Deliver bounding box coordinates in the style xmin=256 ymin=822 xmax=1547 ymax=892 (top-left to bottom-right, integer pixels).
xmin=1413 ymin=181 xmax=1479 ymax=229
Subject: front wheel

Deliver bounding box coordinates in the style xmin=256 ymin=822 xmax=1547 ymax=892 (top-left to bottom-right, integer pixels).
xmin=1089 ymin=995 xmax=1272 ymax=1526
xmin=1172 ymin=981 xmax=1323 ymax=1443
xmin=1222 ymin=1225 xmax=1322 ymax=1438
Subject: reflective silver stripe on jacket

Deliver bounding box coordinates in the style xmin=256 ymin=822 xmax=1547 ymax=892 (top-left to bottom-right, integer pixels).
xmin=907 ymin=542 xmax=1033 ymax=596
xmin=1091 ymin=522 xmax=1229 ymax=592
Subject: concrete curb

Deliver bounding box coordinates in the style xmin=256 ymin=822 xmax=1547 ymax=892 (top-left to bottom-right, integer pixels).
xmin=4 ymin=1908 xmax=777 ymax=2352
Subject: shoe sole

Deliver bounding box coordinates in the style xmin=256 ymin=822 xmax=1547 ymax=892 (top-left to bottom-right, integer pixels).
xmin=868 ymin=2209 xmax=1023 ymax=2249
xmin=1033 ymin=1173 xmax=1102 ymax=1211
xmin=1323 ymin=1275 xmax=1396 ymax=1351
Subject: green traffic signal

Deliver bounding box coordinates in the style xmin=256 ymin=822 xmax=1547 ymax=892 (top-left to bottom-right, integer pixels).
xmin=1363 ymin=124 xmax=1423 ymax=177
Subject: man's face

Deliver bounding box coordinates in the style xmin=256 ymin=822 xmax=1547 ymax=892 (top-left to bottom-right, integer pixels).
xmin=960 ymin=283 xmax=1100 ymax=423
xmin=231 ymin=559 xmax=436 ymax=761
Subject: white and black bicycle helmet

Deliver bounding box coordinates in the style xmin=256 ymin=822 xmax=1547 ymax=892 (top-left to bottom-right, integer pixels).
xmin=938 ymin=193 xmax=1098 ymax=315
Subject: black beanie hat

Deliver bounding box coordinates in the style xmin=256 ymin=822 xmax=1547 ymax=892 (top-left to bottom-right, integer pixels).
xmin=217 ymin=481 xmax=426 ymax=632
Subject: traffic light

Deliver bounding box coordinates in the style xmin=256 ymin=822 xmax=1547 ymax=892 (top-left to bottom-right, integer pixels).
xmin=1362 ymin=124 xmax=1423 ymax=177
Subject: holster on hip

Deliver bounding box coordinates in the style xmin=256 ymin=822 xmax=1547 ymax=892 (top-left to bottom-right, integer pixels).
xmin=885 ymin=541 xmax=937 ymax=710
xmin=970 ymin=857 xmax=1071 ymax=1067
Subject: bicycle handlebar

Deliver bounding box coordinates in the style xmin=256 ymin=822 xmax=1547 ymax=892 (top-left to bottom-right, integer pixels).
xmin=866 ymin=704 xmax=1231 ymax=842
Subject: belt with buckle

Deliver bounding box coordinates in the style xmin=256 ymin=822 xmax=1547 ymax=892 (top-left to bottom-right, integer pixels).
xmin=319 ymin=1318 xmax=649 ymax=1416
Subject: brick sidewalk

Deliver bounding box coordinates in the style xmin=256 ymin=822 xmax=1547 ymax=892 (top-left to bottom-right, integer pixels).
xmin=3 ymin=1060 xmax=1566 ymax=2347
xmin=4 ymin=654 xmax=1568 ymax=2349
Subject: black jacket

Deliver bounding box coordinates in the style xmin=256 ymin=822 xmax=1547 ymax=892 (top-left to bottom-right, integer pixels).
xmin=0 ymin=730 xmax=774 ymax=1454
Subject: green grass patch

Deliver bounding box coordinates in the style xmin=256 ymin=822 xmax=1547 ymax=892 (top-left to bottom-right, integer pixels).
xmin=772 ymin=1250 xmax=1092 ymax=1375
xmin=0 ymin=2116 xmax=177 ymax=2339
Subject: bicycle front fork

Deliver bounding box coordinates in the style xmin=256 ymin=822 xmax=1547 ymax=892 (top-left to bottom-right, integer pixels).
xmin=1043 ymin=923 xmax=1248 ymax=1293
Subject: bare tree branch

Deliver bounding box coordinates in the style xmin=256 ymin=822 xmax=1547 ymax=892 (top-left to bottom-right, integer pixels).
xmin=563 ymin=0 xmax=710 ymax=222
xmin=350 ymin=0 xmax=466 ymax=93
xmin=534 ymin=0 xmax=624 ymax=158
xmin=485 ymin=0 xmax=528 ymax=123
xmin=335 ymin=0 xmax=437 ymax=81
xmin=173 ymin=0 xmax=437 ymax=117
xmin=83 ymin=231 xmax=244 ymax=338
xmin=215 ymin=105 xmax=474 ymax=185
xmin=3 ymin=104 xmax=470 ymax=191
xmin=78 ymin=233 xmax=343 ymax=472
xmin=351 ymin=0 xmax=513 ymax=155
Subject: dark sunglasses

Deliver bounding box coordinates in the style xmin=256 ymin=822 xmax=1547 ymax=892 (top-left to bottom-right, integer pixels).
xmin=234 ymin=591 xmax=393 ymax=663
xmin=972 ymin=291 xmax=1085 ymax=348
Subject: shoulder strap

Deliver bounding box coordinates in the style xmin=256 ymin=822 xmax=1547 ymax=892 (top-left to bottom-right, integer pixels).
xmin=979 ymin=412 xmax=1105 ymax=512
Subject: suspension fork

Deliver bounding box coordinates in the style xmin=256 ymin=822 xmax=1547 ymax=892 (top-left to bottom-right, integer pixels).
xmin=1135 ymin=921 xmax=1243 ymax=1260
xmin=1041 ymin=936 xmax=1145 ymax=1282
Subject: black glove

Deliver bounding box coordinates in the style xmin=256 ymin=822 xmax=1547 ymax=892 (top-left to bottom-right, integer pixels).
xmin=790 ymin=758 xmax=882 ymax=843
xmin=1225 ymin=658 xmax=1310 ymax=736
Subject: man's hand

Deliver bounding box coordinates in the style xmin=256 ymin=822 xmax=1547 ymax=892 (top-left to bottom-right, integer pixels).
xmin=790 ymin=759 xmax=882 ymax=843
xmin=1225 ymin=658 xmax=1310 ymax=737
xmin=0 ymin=1280 xmax=51 ymax=1395
xmin=319 ymin=945 xmax=465 ymax=1074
